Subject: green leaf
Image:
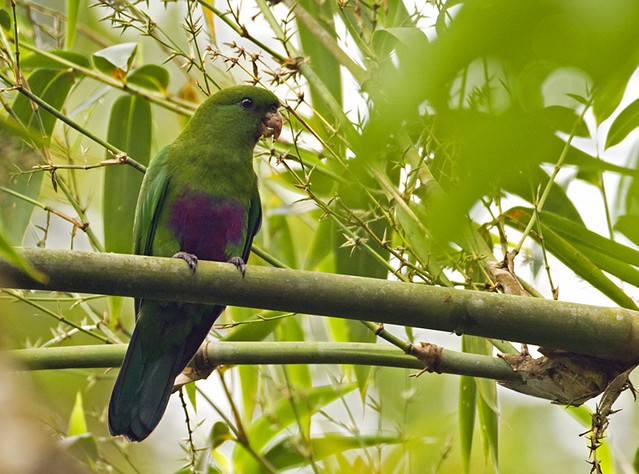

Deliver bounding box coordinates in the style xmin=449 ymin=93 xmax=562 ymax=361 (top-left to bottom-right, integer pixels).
xmin=396 ymin=202 xmax=452 ymax=286
xmin=615 ymin=214 xmax=639 ymax=247
xmin=569 ymin=240 xmax=639 ymax=288
xmin=225 ymin=309 xmax=283 ymax=342
xmin=234 ymin=383 xmax=357 ymax=473
xmin=504 ymin=208 xmax=639 ymax=309
xmin=459 ymin=337 xmax=478 ymax=474
xmin=3 ymin=69 xmax=75 ymax=244
xmin=65 ymin=0 xmax=80 ymax=50
xmin=239 ymin=364 xmax=258 ymax=421
xmin=59 ymin=433 xmax=99 ymax=467
xmin=605 ymin=97 xmax=639 ymax=149
xmin=67 ymin=391 xmax=87 ymax=436
xmin=593 ymin=64 xmax=636 ymax=125
xmin=476 ymin=380 xmax=499 ymax=472
xmin=295 ymin=0 xmax=341 ymax=131
xmin=464 ymin=337 xmax=499 ymax=471
xmin=277 ymin=318 xmax=313 ymax=438
xmin=186 ymin=381 xmax=197 ymax=412
xmin=304 ymin=216 xmax=334 ymax=271
xmin=0 ymin=230 xmax=47 ymax=282
xmin=92 ymin=43 xmax=137 ymax=80
xmin=103 ymin=94 xmax=152 ymax=254
xmin=542 ymin=105 xmax=590 ymax=138
xmin=371 ymin=27 xmax=429 ymax=59
xmin=103 ymin=94 xmax=151 ymax=326
xmin=20 ymin=50 xmax=91 ymax=70
xmin=211 ymin=421 xmax=232 ymax=449
xmin=264 ymin=432 xmax=404 ymax=471
xmin=535 ymin=209 xmax=639 ymax=266
xmin=126 ymin=64 xmax=170 ymax=92
xmin=542 ymin=227 xmax=638 ymax=309
xmin=0 ymin=8 xmax=11 ymax=30
xmin=267 ymin=214 xmax=299 ymax=268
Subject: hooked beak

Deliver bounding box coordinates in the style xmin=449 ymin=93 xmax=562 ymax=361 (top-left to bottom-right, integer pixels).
xmin=261 ymin=109 xmax=282 ymax=139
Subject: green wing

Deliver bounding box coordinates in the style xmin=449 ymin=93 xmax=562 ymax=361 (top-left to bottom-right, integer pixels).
xmin=242 ymin=185 xmax=262 ymax=261
xmin=132 ymin=147 xmax=171 ymax=316
xmin=133 ymin=146 xmax=171 ymax=257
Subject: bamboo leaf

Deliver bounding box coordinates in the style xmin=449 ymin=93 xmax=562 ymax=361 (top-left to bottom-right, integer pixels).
xmin=103 ymin=94 xmax=151 ymax=325
xmin=225 ymin=309 xmax=284 ymax=342
xmin=278 ymin=318 xmax=312 ymax=441
xmin=211 ymin=421 xmax=232 ymax=449
xmin=459 ymin=338 xmax=478 ymax=474
xmin=103 ymin=94 xmax=151 ymax=254
xmin=526 ymin=207 xmax=639 ymax=266
xmin=234 ymin=383 xmax=357 ymax=472
xmin=0 ymin=229 xmax=47 ymax=282
xmin=20 ymin=50 xmax=91 ymax=70
xmin=464 ymin=336 xmax=499 ymax=472
xmin=59 ymin=433 xmax=99 ymax=467
xmin=304 ymin=216 xmax=334 ymax=271
xmin=542 ymin=105 xmax=590 ymax=138
xmin=477 ymin=381 xmax=499 ymax=472
xmin=507 ymin=206 xmax=639 ymax=286
xmin=65 ymin=0 xmax=80 ymax=50
xmin=92 ymin=43 xmax=137 ymax=80
xmin=615 ymin=214 xmax=639 ymax=247
xmin=239 ymin=364 xmax=258 ymax=422
xmin=185 ymin=382 xmax=197 ymax=412
xmin=264 ymin=432 xmax=404 ymax=471
xmin=593 ymin=64 xmax=636 ymax=125
xmin=605 ymin=97 xmax=639 ymax=149
xmin=126 ymin=64 xmax=170 ymax=92
xmin=504 ymin=208 xmax=638 ymax=309
xmin=67 ymin=391 xmax=88 ymax=436
xmin=0 ymin=8 xmax=10 ymax=30
xmin=4 ymin=69 xmax=75 ymax=244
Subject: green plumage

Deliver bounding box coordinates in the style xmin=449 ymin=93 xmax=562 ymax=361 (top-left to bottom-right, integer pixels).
xmin=108 ymin=86 xmax=281 ymax=441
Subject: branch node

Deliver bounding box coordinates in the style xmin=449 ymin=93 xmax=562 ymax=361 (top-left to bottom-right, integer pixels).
xmin=408 ymin=342 xmax=443 ymax=377
xmin=172 ymin=340 xmax=217 ymax=392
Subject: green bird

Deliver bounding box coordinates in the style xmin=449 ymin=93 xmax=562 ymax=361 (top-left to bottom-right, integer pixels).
xmin=108 ymin=85 xmax=282 ymax=442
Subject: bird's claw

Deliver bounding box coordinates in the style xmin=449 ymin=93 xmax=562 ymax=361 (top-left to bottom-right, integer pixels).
xmin=173 ymin=252 xmax=198 ymax=274
xmin=228 ymin=256 xmax=247 ymax=278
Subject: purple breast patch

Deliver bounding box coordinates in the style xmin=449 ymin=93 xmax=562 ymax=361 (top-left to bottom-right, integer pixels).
xmin=168 ymin=190 xmax=246 ymax=261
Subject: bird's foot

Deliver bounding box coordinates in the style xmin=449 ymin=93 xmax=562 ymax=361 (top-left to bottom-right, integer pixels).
xmin=228 ymin=256 xmax=247 ymax=278
xmin=173 ymin=251 xmax=198 ymax=274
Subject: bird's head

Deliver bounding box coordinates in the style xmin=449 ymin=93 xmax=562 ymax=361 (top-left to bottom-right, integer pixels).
xmin=189 ymin=85 xmax=282 ymax=146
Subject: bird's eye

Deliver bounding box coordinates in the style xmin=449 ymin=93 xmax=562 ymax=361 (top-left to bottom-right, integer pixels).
xmin=240 ymin=98 xmax=254 ymax=109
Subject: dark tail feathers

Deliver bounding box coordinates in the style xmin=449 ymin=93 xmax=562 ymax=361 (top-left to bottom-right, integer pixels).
xmin=108 ymin=328 xmax=183 ymax=441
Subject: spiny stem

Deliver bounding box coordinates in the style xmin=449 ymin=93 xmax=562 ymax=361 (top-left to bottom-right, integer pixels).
xmin=178 ymin=388 xmax=197 ymax=472
xmin=0 ymin=70 xmax=147 ymax=174
xmin=0 ymin=185 xmax=86 ymax=230
xmin=11 ymin=0 xmax=21 ymax=84
xmin=30 ymin=158 xmax=137 ymax=173
xmin=3 ymin=289 xmax=110 ymax=343
xmin=197 ymin=0 xmax=285 ymax=62
xmin=289 ymin=0 xmax=368 ymax=84
xmin=513 ymin=98 xmax=593 ymax=255
xmin=361 ymin=320 xmax=412 ymax=353
xmin=17 ymin=43 xmax=197 ymax=116
xmin=218 ymin=371 xmax=278 ymax=473
xmin=52 ymin=176 xmax=105 ymax=252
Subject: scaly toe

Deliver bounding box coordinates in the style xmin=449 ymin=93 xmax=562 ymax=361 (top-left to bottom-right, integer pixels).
xmin=228 ymin=256 xmax=247 ymax=278
xmin=173 ymin=251 xmax=198 ymax=274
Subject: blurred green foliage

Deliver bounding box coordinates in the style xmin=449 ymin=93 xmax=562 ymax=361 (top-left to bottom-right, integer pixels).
xmin=1 ymin=0 xmax=639 ymax=472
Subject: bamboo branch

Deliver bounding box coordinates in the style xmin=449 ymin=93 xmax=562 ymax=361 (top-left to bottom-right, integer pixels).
xmin=6 ymin=342 xmax=521 ymax=383
xmin=1 ymin=248 xmax=639 ymax=362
